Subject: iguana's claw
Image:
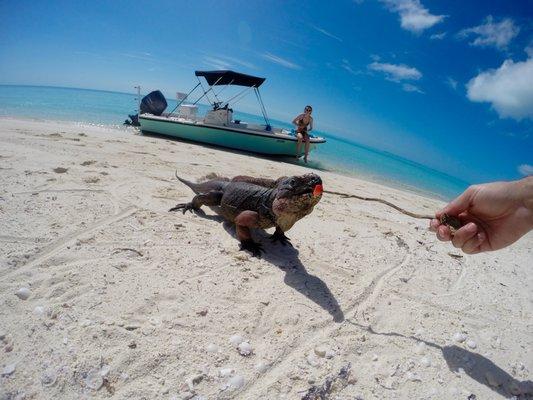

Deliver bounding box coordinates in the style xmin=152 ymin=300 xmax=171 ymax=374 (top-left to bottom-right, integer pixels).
xmin=270 ymin=230 xmax=291 ymax=246
xmin=239 ymin=239 xmax=264 ymax=258
xmin=169 ymin=202 xmax=197 ymax=214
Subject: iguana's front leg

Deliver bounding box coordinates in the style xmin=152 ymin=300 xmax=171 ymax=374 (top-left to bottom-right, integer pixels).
xmin=169 ymin=190 xmax=223 ymax=214
xmin=235 ymin=210 xmax=263 ymax=257
xmin=270 ymin=227 xmax=291 ymax=246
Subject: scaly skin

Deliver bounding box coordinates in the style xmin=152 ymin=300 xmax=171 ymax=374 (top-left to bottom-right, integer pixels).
xmin=170 ymin=173 xmax=323 ymax=257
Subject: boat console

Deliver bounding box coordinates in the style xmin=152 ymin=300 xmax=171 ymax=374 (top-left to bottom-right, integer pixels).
xmin=204 ymin=108 xmax=233 ymax=126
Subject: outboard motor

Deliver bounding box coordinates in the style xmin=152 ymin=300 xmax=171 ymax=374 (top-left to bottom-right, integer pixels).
xmin=124 ymin=90 xmax=168 ymax=126
xmin=140 ymin=90 xmax=167 ymax=115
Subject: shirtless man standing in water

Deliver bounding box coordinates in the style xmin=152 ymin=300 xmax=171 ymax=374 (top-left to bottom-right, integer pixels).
xmin=292 ymin=105 xmax=314 ymax=163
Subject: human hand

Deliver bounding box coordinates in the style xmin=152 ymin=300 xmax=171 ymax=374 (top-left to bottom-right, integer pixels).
xmin=430 ymin=177 xmax=533 ymax=254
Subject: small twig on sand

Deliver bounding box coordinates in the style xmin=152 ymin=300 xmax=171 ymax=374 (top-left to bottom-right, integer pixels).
xmin=112 ymin=248 xmax=143 ymax=257
xmin=325 ymin=190 xmax=433 ymax=220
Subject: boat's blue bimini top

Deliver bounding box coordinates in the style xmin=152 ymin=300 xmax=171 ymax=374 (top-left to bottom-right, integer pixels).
xmin=195 ymin=70 xmax=266 ymax=87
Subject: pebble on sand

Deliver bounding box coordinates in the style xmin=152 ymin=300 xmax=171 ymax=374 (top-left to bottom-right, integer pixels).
xmin=314 ymin=346 xmax=327 ymax=358
xmin=453 ymin=332 xmax=467 ymax=343
xmin=15 ymin=287 xmax=31 ymax=300
xmin=485 ymin=371 xmax=501 ymax=388
xmin=420 ymin=357 xmax=432 ymax=367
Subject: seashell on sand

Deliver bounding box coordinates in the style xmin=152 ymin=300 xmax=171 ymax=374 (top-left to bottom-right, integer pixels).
xmin=41 ymin=370 xmax=57 ymax=387
xmin=415 ymin=342 xmax=426 ymax=354
xmin=206 ymin=343 xmax=219 ymax=353
xmin=219 ymin=368 xmax=234 ymax=378
xmin=229 ymin=335 xmax=244 ymax=347
xmin=307 ymin=353 xmax=320 ymax=367
xmin=85 ymin=368 xmax=104 ymax=390
xmin=453 ymin=332 xmax=467 ymax=343
xmin=33 ymin=306 xmax=46 ymax=316
xmin=255 ymin=362 xmax=269 ymax=374
xmin=100 ymin=365 xmax=111 ymax=377
xmin=2 ymin=364 xmax=16 ymax=376
xmin=238 ymin=342 xmax=253 ymax=356
xmin=227 ymin=375 xmax=245 ymax=390
xmin=466 ymin=340 xmax=477 ymax=350
xmin=15 ymin=287 xmax=31 ymax=300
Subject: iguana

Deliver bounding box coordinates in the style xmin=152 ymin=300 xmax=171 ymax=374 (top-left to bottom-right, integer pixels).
xmin=169 ymin=173 xmax=323 ymax=257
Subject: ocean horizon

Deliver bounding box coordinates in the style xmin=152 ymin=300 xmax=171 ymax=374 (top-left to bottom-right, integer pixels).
xmin=0 ymin=84 xmax=470 ymax=200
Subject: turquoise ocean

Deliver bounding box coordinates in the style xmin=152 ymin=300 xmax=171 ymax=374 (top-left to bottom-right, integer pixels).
xmin=0 ymin=85 xmax=470 ymax=200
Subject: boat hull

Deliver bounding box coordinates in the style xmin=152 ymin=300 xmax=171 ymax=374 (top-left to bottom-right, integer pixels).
xmin=139 ymin=116 xmax=324 ymax=156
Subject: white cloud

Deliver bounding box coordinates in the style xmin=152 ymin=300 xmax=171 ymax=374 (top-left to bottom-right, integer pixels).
xmin=430 ymin=32 xmax=447 ymax=40
xmin=518 ymin=164 xmax=533 ymax=176
xmin=311 ymin=25 xmax=343 ymax=42
xmin=202 ymin=54 xmax=256 ymax=70
xmin=368 ymin=61 xmax=422 ymax=81
xmin=261 ymin=53 xmax=301 ymax=70
xmin=203 ymin=56 xmax=231 ymax=70
xmin=458 ymin=16 xmax=519 ymax=50
xmin=466 ymin=57 xmax=533 ymax=120
xmin=446 ymin=77 xmax=458 ymax=90
xmin=341 ymin=59 xmax=362 ymax=75
xmin=380 ymin=0 xmax=445 ymax=33
xmin=402 ymin=83 xmax=424 ymax=93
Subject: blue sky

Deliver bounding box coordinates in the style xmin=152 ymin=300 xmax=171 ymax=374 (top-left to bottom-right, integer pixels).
xmin=0 ymin=0 xmax=532 ymax=183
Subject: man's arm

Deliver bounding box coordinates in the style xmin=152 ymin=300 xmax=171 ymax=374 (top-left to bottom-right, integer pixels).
xmin=292 ymin=114 xmax=301 ymax=126
xmin=309 ymin=117 xmax=313 ymax=132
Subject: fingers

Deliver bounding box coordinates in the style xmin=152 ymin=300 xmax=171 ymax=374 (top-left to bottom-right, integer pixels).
xmin=451 ymin=222 xmax=478 ymax=248
xmin=437 ymin=225 xmax=452 ymax=241
xmin=428 ymin=218 xmax=488 ymax=254
xmin=436 ymin=185 xmax=478 ymax=219
xmin=462 ymin=231 xmax=486 ymax=254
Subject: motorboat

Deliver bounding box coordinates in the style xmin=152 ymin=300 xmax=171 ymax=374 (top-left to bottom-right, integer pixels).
xmin=127 ymin=70 xmax=326 ymax=156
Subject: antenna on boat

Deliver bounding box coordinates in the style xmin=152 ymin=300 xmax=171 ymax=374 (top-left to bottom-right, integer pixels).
xmin=134 ymin=85 xmax=141 ymax=115
xmin=166 ymin=83 xmax=201 ymax=116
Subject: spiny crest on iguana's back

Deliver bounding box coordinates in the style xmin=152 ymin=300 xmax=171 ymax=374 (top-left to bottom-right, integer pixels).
xmin=198 ymin=172 xmax=229 ymax=182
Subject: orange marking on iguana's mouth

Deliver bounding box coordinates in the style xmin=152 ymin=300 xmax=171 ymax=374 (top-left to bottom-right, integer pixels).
xmin=313 ymin=184 xmax=323 ymax=197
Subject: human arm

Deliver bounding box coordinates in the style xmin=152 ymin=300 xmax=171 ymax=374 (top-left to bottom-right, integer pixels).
xmin=308 ymin=117 xmax=313 ymax=132
xmin=292 ymin=114 xmax=302 ymax=126
xmin=429 ymin=176 xmax=533 ymax=254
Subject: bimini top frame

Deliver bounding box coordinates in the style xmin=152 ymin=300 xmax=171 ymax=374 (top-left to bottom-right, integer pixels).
xmin=168 ymin=70 xmax=271 ymax=129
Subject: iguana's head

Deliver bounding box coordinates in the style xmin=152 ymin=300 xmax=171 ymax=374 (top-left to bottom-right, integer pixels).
xmin=272 ymin=173 xmax=323 ymax=221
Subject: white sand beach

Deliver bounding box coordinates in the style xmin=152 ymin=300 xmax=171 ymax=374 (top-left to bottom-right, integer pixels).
xmin=0 ymin=117 xmax=531 ymax=399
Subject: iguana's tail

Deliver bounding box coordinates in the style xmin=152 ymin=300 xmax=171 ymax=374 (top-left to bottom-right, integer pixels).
xmin=175 ymin=171 xmax=227 ymax=194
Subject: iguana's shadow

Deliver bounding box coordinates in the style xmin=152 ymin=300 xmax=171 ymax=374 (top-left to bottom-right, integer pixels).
xmin=191 ymin=208 xmax=344 ymax=322
xmin=346 ymin=322 xmax=533 ymax=398
xmin=225 ymin=222 xmax=344 ymax=322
